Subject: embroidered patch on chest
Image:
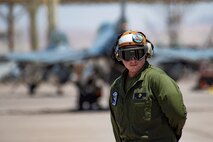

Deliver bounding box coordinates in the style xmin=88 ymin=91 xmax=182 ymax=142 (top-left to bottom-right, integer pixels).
xmin=112 ymin=92 xmax=118 ymax=106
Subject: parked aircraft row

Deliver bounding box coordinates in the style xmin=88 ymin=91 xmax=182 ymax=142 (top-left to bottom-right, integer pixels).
xmin=1 ymin=1 xmax=213 ymax=110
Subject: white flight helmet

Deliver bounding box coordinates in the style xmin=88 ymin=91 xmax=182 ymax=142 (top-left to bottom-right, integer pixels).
xmin=115 ymin=30 xmax=153 ymax=61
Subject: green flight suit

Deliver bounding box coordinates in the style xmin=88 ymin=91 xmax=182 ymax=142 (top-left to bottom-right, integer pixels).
xmin=109 ymin=62 xmax=187 ymax=142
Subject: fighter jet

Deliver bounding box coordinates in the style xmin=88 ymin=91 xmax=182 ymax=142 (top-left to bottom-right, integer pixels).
xmin=7 ymin=0 xmax=213 ymax=101
xmin=5 ymin=31 xmax=75 ymax=95
xmin=4 ymin=1 xmax=127 ymax=98
xmin=150 ymin=46 xmax=213 ymax=81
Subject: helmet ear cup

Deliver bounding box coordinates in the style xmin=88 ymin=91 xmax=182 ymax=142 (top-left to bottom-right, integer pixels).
xmin=116 ymin=53 xmax=121 ymax=61
xmin=112 ymin=41 xmax=121 ymax=62
xmin=113 ymin=33 xmax=123 ymax=61
xmin=146 ymin=40 xmax=154 ymax=58
xmin=111 ymin=39 xmax=124 ymax=66
xmin=114 ymin=46 xmax=121 ymax=61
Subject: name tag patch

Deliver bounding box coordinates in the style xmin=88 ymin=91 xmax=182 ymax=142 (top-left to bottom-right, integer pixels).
xmin=133 ymin=92 xmax=147 ymax=100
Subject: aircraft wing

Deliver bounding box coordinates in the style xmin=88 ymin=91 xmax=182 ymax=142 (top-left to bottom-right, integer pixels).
xmin=150 ymin=47 xmax=213 ymax=81
xmin=153 ymin=47 xmax=213 ymax=62
xmin=6 ymin=44 xmax=89 ymax=64
xmin=6 ymin=23 xmax=118 ymax=64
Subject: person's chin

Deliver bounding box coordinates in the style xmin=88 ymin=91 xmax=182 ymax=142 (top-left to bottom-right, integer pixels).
xmin=130 ymin=67 xmax=139 ymax=72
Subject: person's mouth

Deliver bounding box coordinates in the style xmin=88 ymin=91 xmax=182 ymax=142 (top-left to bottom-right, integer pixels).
xmin=130 ymin=63 xmax=137 ymax=66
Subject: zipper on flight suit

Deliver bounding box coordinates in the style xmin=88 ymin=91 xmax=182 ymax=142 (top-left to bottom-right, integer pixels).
xmin=124 ymin=79 xmax=143 ymax=139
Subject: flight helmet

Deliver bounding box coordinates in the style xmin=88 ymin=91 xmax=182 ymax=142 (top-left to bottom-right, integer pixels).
xmin=115 ymin=30 xmax=153 ymax=61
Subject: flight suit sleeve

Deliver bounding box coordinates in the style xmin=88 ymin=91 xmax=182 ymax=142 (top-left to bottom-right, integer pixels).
xmin=151 ymin=73 xmax=187 ymax=140
xmin=109 ymin=88 xmax=122 ymax=142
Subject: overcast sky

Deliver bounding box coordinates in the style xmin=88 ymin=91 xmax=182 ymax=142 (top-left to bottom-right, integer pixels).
xmin=0 ymin=2 xmax=213 ymax=51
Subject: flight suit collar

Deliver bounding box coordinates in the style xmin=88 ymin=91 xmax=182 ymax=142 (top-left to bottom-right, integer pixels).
xmin=138 ymin=61 xmax=150 ymax=81
xmin=122 ymin=61 xmax=150 ymax=81
xmin=120 ymin=61 xmax=150 ymax=94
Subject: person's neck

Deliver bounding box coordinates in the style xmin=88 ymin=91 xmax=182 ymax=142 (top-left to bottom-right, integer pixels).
xmin=128 ymin=71 xmax=138 ymax=78
xmin=128 ymin=61 xmax=148 ymax=78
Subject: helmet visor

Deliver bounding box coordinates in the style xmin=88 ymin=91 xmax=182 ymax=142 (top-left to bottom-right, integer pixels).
xmin=118 ymin=47 xmax=145 ymax=61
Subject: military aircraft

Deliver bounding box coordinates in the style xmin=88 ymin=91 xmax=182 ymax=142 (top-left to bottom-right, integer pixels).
xmin=3 ymin=2 xmax=127 ymax=112
xmin=149 ymin=46 xmax=213 ymax=81
xmin=1 ymin=0 xmax=128 ymax=112
xmin=5 ymin=0 xmax=213 ymax=111
xmin=4 ymin=31 xmax=75 ymax=95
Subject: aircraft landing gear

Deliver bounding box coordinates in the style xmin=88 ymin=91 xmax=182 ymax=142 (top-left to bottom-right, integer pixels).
xmin=76 ymin=78 xmax=102 ymax=111
xmin=27 ymin=83 xmax=38 ymax=96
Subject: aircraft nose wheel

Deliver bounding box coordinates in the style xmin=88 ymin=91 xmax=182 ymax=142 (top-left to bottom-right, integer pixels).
xmin=76 ymin=81 xmax=103 ymax=111
xmin=27 ymin=83 xmax=38 ymax=96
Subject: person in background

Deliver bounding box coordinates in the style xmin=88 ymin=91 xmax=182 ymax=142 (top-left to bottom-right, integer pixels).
xmin=109 ymin=30 xmax=187 ymax=142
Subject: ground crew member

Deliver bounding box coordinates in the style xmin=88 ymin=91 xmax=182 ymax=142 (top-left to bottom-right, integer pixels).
xmin=109 ymin=30 xmax=187 ymax=142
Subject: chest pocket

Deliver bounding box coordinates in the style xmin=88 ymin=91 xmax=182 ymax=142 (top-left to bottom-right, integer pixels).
xmin=131 ymin=91 xmax=152 ymax=123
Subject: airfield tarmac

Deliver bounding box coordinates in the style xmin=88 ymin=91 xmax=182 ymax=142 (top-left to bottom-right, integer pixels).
xmin=0 ymin=75 xmax=213 ymax=142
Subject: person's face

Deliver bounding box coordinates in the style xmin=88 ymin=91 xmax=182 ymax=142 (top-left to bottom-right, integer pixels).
xmin=122 ymin=56 xmax=146 ymax=77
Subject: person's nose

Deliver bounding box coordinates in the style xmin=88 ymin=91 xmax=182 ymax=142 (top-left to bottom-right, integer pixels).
xmin=129 ymin=56 xmax=137 ymax=63
xmin=129 ymin=56 xmax=137 ymax=62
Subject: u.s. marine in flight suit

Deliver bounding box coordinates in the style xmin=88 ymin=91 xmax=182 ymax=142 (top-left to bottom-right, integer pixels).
xmin=109 ymin=30 xmax=187 ymax=142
